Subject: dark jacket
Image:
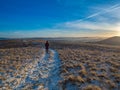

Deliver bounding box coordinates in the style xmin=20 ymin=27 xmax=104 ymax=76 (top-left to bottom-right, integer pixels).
xmin=45 ymin=42 xmax=49 ymax=49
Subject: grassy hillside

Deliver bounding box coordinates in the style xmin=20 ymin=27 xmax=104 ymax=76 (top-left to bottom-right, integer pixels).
xmin=97 ymin=36 xmax=120 ymax=46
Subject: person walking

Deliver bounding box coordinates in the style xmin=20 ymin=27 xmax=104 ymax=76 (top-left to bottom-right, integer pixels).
xmin=45 ymin=41 xmax=49 ymax=53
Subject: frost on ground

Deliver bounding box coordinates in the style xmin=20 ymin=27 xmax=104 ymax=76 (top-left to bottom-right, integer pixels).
xmin=0 ymin=47 xmax=61 ymax=90
xmin=0 ymin=41 xmax=120 ymax=90
xmin=0 ymin=47 xmax=42 ymax=89
xmin=15 ymin=49 xmax=61 ymax=90
xmin=51 ymin=42 xmax=120 ymax=90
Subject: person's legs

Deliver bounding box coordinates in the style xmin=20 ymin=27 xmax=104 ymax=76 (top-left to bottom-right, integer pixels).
xmin=46 ymin=48 xmax=48 ymax=53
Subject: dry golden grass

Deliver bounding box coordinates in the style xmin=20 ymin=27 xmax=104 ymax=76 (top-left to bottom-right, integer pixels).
xmin=51 ymin=42 xmax=120 ymax=90
xmin=82 ymin=85 xmax=101 ymax=90
xmin=0 ymin=47 xmax=43 ymax=89
xmin=67 ymin=74 xmax=85 ymax=83
xmin=105 ymin=80 xmax=116 ymax=88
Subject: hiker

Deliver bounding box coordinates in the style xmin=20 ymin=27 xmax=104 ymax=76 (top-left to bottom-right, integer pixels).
xmin=45 ymin=41 xmax=49 ymax=53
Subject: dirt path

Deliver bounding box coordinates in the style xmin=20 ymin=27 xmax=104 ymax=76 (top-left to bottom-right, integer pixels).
xmin=15 ymin=49 xmax=61 ymax=90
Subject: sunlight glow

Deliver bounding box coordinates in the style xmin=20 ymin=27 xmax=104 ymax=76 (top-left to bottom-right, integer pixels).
xmin=118 ymin=31 xmax=120 ymax=36
xmin=115 ymin=30 xmax=120 ymax=36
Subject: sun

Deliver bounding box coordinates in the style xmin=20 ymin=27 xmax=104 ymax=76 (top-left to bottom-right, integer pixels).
xmin=117 ymin=30 xmax=120 ymax=36
xmin=115 ymin=29 xmax=120 ymax=36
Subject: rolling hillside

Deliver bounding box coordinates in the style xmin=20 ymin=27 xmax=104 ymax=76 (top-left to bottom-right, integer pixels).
xmin=97 ymin=36 xmax=120 ymax=45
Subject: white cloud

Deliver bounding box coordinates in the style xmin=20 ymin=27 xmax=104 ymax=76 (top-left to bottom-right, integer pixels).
xmin=55 ymin=4 xmax=120 ymax=33
xmin=1 ymin=4 xmax=120 ymax=38
xmin=62 ymin=21 xmax=120 ymax=31
xmin=84 ymin=4 xmax=120 ymax=20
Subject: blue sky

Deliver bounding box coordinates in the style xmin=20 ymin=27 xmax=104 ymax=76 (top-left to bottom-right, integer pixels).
xmin=0 ymin=0 xmax=120 ymax=38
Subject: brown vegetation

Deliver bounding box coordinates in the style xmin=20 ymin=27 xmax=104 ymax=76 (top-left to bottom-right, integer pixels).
xmin=51 ymin=41 xmax=120 ymax=90
xmin=0 ymin=46 xmax=44 ymax=89
xmin=82 ymin=85 xmax=101 ymax=90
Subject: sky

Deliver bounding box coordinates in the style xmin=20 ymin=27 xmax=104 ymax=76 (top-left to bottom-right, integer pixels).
xmin=0 ymin=0 xmax=120 ymax=38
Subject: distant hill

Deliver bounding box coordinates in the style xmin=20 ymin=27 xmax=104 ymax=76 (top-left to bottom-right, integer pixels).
xmin=39 ymin=37 xmax=105 ymax=42
xmin=0 ymin=38 xmax=10 ymax=40
xmin=97 ymin=36 xmax=120 ymax=45
xmin=0 ymin=38 xmax=45 ymax=48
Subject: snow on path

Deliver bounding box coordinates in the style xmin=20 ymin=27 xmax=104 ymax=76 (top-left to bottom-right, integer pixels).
xmin=15 ymin=49 xmax=61 ymax=90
